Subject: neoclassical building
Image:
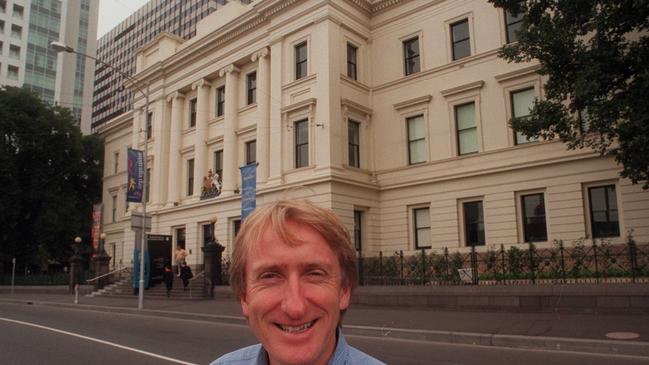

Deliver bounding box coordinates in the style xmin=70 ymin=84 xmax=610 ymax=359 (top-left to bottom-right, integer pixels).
xmin=98 ymin=0 xmax=648 ymax=270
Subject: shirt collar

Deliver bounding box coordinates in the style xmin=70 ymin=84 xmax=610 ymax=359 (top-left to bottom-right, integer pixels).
xmin=257 ymin=328 xmax=349 ymax=365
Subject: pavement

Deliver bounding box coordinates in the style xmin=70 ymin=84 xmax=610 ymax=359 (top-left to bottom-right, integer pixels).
xmin=1 ymin=286 xmax=648 ymax=358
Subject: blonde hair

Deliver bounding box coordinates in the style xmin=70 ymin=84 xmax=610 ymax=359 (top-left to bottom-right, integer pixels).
xmin=229 ymin=199 xmax=358 ymax=298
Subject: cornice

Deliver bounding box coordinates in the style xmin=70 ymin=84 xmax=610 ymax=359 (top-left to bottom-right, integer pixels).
xmin=341 ymin=98 xmax=373 ymax=116
xmin=495 ymin=64 xmax=542 ymax=83
xmin=440 ymin=80 xmax=485 ymax=98
xmin=393 ymin=94 xmax=433 ymax=110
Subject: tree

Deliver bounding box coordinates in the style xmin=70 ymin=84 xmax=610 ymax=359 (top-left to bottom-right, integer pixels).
xmin=0 ymin=87 xmax=103 ymax=271
xmin=490 ymin=0 xmax=649 ymax=188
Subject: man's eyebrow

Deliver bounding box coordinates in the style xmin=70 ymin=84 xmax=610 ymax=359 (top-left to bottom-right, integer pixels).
xmin=250 ymin=261 xmax=335 ymax=275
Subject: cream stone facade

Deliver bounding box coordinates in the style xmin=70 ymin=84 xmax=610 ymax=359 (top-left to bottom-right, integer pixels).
xmin=97 ymin=0 xmax=648 ymax=270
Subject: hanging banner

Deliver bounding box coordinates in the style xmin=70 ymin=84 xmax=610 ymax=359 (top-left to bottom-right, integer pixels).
xmin=91 ymin=203 xmax=102 ymax=252
xmin=127 ymin=148 xmax=144 ymax=202
xmin=240 ymin=163 xmax=258 ymax=222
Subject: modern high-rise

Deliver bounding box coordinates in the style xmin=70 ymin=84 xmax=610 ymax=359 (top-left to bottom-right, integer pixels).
xmin=91 ymin=0 xmax=226 ymax=131
xmin=0 ymin=0 xmax=98 ymax=134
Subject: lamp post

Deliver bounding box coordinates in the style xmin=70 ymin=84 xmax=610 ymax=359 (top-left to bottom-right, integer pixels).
xmin=51 ymin=41 xmax=150 ymax=310
xmin=69 ymin=236 xmax=84 ymax=293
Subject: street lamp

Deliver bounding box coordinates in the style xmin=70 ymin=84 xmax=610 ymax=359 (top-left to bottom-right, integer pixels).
xmin=99 ymin=232 xmax=107 ymax=257
xmin=51 ymin=41 xmax=150 ymax=310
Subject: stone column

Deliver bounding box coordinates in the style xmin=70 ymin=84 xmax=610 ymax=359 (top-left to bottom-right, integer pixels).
xmin=191 ymin=79 xmax=212 ymax=198
xmin=151 ymin=100 xmax=167 ymax=207
xmin=252 ymin=48 xmax=270 ymax=185
xmin=219 ymin=64 xmax=240 ymax=195
xmin=166 ymin=92 xmax=184 ymax=206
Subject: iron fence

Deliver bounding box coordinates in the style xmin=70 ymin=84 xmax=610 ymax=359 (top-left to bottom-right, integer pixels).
xmin=0 ymin=272 xmax=88 ymax=286
xmin=358 ymin=239 xmax=649 ymax=286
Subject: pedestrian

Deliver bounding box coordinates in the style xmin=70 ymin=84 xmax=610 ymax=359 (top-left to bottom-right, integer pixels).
xmin=180 ymin=262 xmax=193 ymax=291
xmin=210 ymin=199 xmax=385 ymax=365
xmin=163 ymin=262 xmax=174 ymax=298
xmin=175 ymin=245 xmax=188 ymax=277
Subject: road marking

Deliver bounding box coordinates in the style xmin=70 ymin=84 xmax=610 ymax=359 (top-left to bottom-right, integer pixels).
xmin=0 ymin=317 xmax=197 ymax=365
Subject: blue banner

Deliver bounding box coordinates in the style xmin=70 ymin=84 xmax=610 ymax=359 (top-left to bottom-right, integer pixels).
xmin=127 ymin=148 xmax=144 ymax=202
xmin=240 ymin=163 xmax=258 ymax=221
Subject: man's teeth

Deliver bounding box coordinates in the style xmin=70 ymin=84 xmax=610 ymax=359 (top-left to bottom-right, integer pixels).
xmin=279 ymin=320 xmax=315 ymax=333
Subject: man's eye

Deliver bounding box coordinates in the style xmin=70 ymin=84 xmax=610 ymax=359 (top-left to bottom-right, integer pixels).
xmin=308 ymin=270 xmax=326 ymax=277
xmin=259 ymin=272 xmax=279 ymax=280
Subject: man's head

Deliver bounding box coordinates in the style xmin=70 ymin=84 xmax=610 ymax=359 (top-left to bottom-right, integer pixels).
xmin=230 ymin=199 xmax=358 ymax=365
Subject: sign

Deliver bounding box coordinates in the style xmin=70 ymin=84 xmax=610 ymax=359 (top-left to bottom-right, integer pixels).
xmin=240 ymin=163 xmax=258 ymax=221
xmin=127 ymin=148 xmax=145 ymax=202
xmin=91 ymin=203 xmax=102 ymax=252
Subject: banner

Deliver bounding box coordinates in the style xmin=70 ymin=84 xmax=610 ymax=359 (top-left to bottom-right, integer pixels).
xmin=240 ymin=163 xmax=258 ymax=221
xmin=127 ymin=148 xmax=145 ymax=202
xmin=91 ymin=203 xmax=102 ymax=252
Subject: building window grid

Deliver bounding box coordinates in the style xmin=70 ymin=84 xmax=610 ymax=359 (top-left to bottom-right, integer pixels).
xmin=214 ymin=150 xmax=223 ymax=180
xmin=451 ymin=19 xmax=471 ymax=60
xmin=247 ymin=72 xmax=256 ymax=105
xmin=505 ymin=2 xmax=525 ymax=43
xmin=347 ymin=43 xmax=357 ymax=80
xmin=187 ymin=158 xmax=194 ymax=196
xmin=189 ymin=98 xmax=197 ymax=128
xmin=407 ymin=115 xmax=426 ymax=165
xmin=295 ymin=119 xmax=309 ymax=168
xmin=403 ymin=37 xmax=420 ymax=76
xmin=111 ymin=195 xmax=117 ymax=222
xmin=295 ymin=41 xmax=307 ymax=79
xmin=521 ymin=193 xmax=548 ymax=242
xmin=511 ymin=87 xmax=537 ymax=145
xmin=146 ymin=112 xmax=153 ymax=140
xmin=348 ymin=120 xmax=360 ymax=168
xmin=246 ymin=140 xmax=256 ymax=165
xmin=216 ymin=86 xmax=225 ymax=117
xmin=413 ymin=207 xmax=431 ymax=249
xmin=455 ymin=102 xmax=478 ymax=155
xmin=463 ymin=201 xmax=485 ymax=246
xmin=588 ymin=185 xmax=620 ymax=238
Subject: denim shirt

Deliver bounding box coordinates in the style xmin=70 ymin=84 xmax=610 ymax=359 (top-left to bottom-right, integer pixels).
xmin=210 ymin=329 xmax=385 ymax=365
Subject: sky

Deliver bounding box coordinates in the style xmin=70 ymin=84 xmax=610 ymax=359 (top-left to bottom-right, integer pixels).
xmin=97 ymin=0 xmax=150 ymax=39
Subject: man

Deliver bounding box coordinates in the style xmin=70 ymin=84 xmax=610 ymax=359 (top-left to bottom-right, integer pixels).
xmin=174 ymin=245 xmax=188 ymax=277
xmin=211 ymin=200 xmax=384 ymax=365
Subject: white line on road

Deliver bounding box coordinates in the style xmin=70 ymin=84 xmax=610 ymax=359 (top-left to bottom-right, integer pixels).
xmin=0 ymin=316 xmax=198 ymax=365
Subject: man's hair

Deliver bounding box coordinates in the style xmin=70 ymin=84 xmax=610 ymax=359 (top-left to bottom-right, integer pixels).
xmin=229 ymin=199 xmax=358 ymax=298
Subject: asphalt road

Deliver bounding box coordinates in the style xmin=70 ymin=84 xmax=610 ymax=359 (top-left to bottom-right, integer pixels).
xmin=0 ymin=302 xmax=647 ymax=365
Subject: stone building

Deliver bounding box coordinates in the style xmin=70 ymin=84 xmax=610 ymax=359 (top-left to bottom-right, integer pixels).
xmin=97 ymin=0 xmax=648 ymax=270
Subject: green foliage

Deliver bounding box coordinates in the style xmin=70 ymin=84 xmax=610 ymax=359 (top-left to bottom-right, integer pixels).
xmin=0 ymin=87 xmax=103 ymax=270
xmin=490 ymin=0 xmax=649 ymax=188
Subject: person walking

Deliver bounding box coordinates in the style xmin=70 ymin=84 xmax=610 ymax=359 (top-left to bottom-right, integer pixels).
xmin=179 ymin=262 xmax=193 ymax=291
xmin=162 ymin=263 xmax=174 ymax=298
xmin=174 ymin=246 xmax=188 ymax=277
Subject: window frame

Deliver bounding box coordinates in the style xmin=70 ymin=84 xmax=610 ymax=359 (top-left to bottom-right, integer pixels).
xmin=111 ymin=194 xmax=117 ymax=223
xmin=146 ymin=111 xmax=153 ymax=140
xmin=294 ymin=119 xmax=309 ymax=168
xmin=347 ymin=119 xmax=361 ymax=168
xmin=213 ymin=150 xmax=223 ymax=180
xmin=189 ymin=98 xmax=197 ymax=128
xmin=187 ymin=158 xmax=194 ymax=196
xmin=246 ymin=72 xmax=257 ymax=105
xmin=412 ymin=206 xmax=432 ymax=249
xmin=406 ymin=114 xmax=426 ymax=165
xmin=245 ymin=140 xmax=256 ymax=165
xmin=216 ymin=85 xmax=225 ymax=117
xmin=505 ymin=2 xmax=525 ymax=44
xmin=510 ymin=87 xmax=537 ymax=145
xmin=518 ymin=191 xmax=548 ymax=243
xmin=402 ymin=36 xmax=420 ymax=76
xmin=346 ymin=42 xmax=358 ymax=80
xmin=353 ymin=210 xmax=363 ymax=252
xmin=586 ymin=184 xmax=621 ymax=239
xmin=460 ymin=199 xmax=485 ymax=247
xmin=295 ymin=41 xmax=308 ymax=80
xmin=450 ymin=18 xmax=471 ymax=61
xmin=454 ymin=102 xmax=479 ymax=155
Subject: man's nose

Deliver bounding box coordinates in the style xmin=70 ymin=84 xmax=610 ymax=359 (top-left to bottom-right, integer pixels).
xmin=281 ymin=275 xmax=306 ymax=318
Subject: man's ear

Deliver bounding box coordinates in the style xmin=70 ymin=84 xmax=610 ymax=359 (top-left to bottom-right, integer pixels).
xmin=240 ymin=294 xmax=250 ymax=317
xmin=338 ymin=285 xmax=351 ymax=311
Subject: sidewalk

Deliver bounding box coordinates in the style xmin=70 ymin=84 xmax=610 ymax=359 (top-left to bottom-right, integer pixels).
xmin=1 ymin=287 xmax=648 ymax=357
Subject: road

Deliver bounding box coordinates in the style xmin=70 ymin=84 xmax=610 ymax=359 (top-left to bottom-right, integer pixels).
xmin=0 ymin=302 xmax=647 ymax=365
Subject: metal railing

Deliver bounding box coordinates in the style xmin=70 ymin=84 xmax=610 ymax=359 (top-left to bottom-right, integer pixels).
xmin=358 ymin=239 xmax=649 ymax=286
xmin=188 ymin=270 xmax=205 ymax=298
xmin=85 ymin=267 xmax=129 ymax=284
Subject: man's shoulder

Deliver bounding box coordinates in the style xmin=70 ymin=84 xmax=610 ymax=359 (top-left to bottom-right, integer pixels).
xmin=345 ymin=345 xmax=386 ymax=365
xmin=209 ymin=344 xmax=263 ymax=365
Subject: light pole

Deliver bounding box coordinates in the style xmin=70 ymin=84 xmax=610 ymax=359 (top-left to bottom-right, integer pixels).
xmin=51 ymin=41 xmax=150 ymax=310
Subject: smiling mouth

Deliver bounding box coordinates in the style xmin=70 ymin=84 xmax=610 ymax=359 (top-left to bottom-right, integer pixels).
xmin=276 ymin=320 xmax=316 ymax=334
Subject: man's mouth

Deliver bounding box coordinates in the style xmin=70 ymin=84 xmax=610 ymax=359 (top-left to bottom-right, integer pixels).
xmin=276 ymin=320 xmax=316 ymax=334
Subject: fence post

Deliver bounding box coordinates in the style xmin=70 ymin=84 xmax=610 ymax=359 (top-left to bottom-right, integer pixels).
xmin=628 ymin=239 xmax=637 ymax=283
xmin=399 ymin=250 xmax=404 ymax=285
xmin=500 ymin=244 xmax=506 ymax=285
xmin=444 ymin=247 xmax=450 ymax=284
xmin=592 ymin=240 xmax=600 ymax=283
xmin=528 ymin=242 xmax=536 ymax=284
xmin=559 ymin=240 xmax=566 ymax=283
xmin=470 ymin=244 xmax=478 ymax=285
xmin=379 ymin=251 xmax=384 ymax=286
xmin=420 ymin=248 xmax=426 ymax=285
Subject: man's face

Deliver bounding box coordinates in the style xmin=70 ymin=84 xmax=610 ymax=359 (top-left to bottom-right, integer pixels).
xmin=240 ymin=221 xmax=351 ymax=365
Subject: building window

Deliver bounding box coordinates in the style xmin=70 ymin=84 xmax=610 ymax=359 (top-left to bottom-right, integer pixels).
xmin=7 ymin=65 xmax=18 ymax=80
xmin=12 ymin=3 xmax=23 ymax=18
xmin=0 ymin=20 xmax=4 ymax=33
xmin=505 ymin=2 xmax=525 ymax=43
xmin=214 ymin=150 xmax=223 ymax=180
xmin=347 ymin=43 xmax=358 ymax=80
xmin=216 ymin=86 xmax=225 ymax=117
xmin=413 ymin=207 xmax=431 ymax=249
xmin=176 ymin=227 xmax=186 ymax=249
xmin=295 ymin=120 xmax=308 ymax=168
xmin=348 ymin=120 xmax=360 ymax=168
xmin=233 ymin=219 xmax=241 ymax=240
xmin=0 ymin=1 xmax=5 ymax=13
xmin=247 ymin=72 xmax=256 ymax=105
xmin=407 ymin=115 xmax=426 ymax=165
xmin=403 ymin=37 xmax=420 ymax=76
xmin=189 ymin=98 xmax=197 ymax=128
xmin=9 ymin=44 xmax=19 ymax=59
xmin=246 ymin=140 xmax=256 ymax=165
xmin=146 ymin=112 xmax=153 ymax=140
xmin=455 ymin=102 xmax=478 ymax=155
xmin=295 ymin=42 xmax=307 ymax=80
xmin=111 ymin=195 xmax=117 ymax=222
xmin=521 ymin=193 xmax=547 ymax=242
xmin=113 ymin=151 xmax=119 ymax=174
xmin=353 ymin=210 xmax=363 ymax=252
xmin=588 ymin=185 xmax=620 ymax=238
xmin=463 ymin=201 xmax=485 ymax=246
xmin=511 ymin=87 xmax=537 ymax=145
xmin=145 ymin=168 xmax=151 ymax=203
xmin=451 ymin=19 xmax=470 ymax=60
xmin=10 ymin=24 xmax=21 ymax=39
xmin=187 ymin=158 xmax=194 ymax=196
xmin=202 ymin=223 xmax=214 ymax=246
